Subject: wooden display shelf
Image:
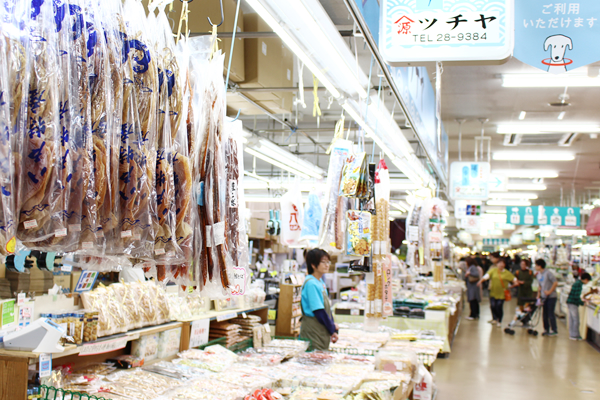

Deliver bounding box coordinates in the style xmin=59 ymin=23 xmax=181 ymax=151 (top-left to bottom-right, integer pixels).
xmin=275 ymin=284 xmax=302 ymax=337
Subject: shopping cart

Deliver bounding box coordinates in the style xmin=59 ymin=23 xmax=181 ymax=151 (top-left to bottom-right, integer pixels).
xmin=504 ymin=297 xmax=542 ymax=336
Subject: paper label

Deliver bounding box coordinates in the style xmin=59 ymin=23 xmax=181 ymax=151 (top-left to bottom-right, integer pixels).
xmin=197 ymin=182 xmax=205 ymax=206
xmin=229 ymin=179 xmax=238 ymax=208
xmin=394 ymin=361 xmax=405 ymax=372
xmin=95 ymin=230 xmax=104 ymax=238
xmin=565 ymin=215 xmax=576 ymax=226
xmin=287 ymin=69 xmax=291 ymax=81
xmin=121 ymin=230 xmax=132 ymax=238
xmin=1 ymin=300 xmax=15 ymax=326
xmin=262 ymin=41 xmax=267 ymax=56
xmin=264 ymin=323 xmax=271 ymax=333
xmin=231 ymin=266 xmax=246 ymax=296
xmin=189 ymin=318 xmax=210 ymax=348
xmin=216 ymin=312 xmax=237 ymax=322
xmin=375 ymin=299 xmax=383 ymax=313
xmin=205 ymin=225 xmax=213 ymax=247
xmin=54 ymin=228 xmax=67 ymax=238
xmin=24 ymin=220 xmax=38 ymax=229
xmin=242 ymin=312 xmax=247 ymax=318
xmin=155 ymin=248 xmax=166 ymax=256
xmin=39 ymin=354 xmax=52 ymax=378
xmin=82 ymin=242 xmax=94 ymax=250
xmin=17 ymin=293 xmax=25 ymax=305
xmin=69 ymin=224 xmax=82 ymax=232
xmin=133 ymin=234 xmax=141 ymax=241
xmin=213 ymin=221 xmax=225 ymax=246
xmin=79 ymin=337 xmax=128 ymax=356
xmin=351 ymin=309 xmax=360 ymax=316
xmin=373 ymin=241 xmax=381 ymax=255
xmin=408 ymin=225 xmax=419 ymax=241
xmin=61 ymin=264 xmax=73 ymax=272
xmin=551 ymin=215 xmax=562 ymax=226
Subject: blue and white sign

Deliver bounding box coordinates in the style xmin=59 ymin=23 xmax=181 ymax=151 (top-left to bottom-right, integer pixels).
xmin=515 ymin=1 xmax=600 ymax=73
xmin=389 ymin=66 xmax=449 ymax=182
xmin=483 ymin=238 xmax=510 ymax=246
xmin=381 ymin=0 xmax=514 ymax=63
xmin=449 ymin=162 xmax=490 ymax=200
xmin=506 ymin=206 xmax=581 ymax=227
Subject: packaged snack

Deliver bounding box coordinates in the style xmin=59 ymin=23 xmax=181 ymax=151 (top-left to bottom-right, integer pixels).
xmin=346 ymin=210 xmax=372 ymax=256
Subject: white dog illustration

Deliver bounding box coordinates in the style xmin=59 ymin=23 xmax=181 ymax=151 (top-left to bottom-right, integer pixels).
xmin=544 ymin=34 xmax=573 ymax=73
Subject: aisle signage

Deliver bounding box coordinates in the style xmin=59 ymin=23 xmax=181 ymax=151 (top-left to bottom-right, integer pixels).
xmin=449 ymin=162 xmax=490 ymax=200
xmin=189 ymin=318 xmax=210 ymax=348
xmin=79 ymin=337 xmax=128 ymax=356
xmin=39 ymin=354 xmax=52 ymax=378
xmin=506 ymin=206 xmax=581 ymax=226
xmin=586 ymin=207 xmax=600 ymax=236
xmin=483 ymin=238 xmax=510 ymax=246
xmin=454 ymin=200 xmax=482 ymax=218
xmin=515 ymin=1 xmax=600 ymax=73
xmin=380 ymin=0 xmax=514 ymax=63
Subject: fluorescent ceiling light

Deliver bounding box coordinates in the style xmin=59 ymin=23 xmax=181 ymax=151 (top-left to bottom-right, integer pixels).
xmin=246 ymin=0 xmax=368 ymax=98
xmin=506 ymin=183 xmax=547 ymax=191
xmin=519 ymin=111 xmax=526 ymax=120
xmin=556 ymin=229 xmax=587 ymax=237
xmin=490 ymin=192 xmax=538 ymax=200
xmin=497 ymin=124 xmax=600 ymax=134
xmin=558 ymin=111 xmax=566 ymax=120
xmin=246 ymin=148 xmax=312 ymax=179
xmin=487 ymin=200 xmax=532 ymax=207
xmin=485 ymin=209 xmax=507 ymax=214
xmin=492 ymin=151 xmax=574 ymax=161
xmin=492 ymin=169 xmax=558 ymax=178
xmin=502 ymin=73 xmax=600 ymax=88
xmin=389 ymin=181 xmax=421 ymax=192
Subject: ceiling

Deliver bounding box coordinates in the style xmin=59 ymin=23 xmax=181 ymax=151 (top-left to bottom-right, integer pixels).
xmin=194 ymin=0 xmax=600 ymax=215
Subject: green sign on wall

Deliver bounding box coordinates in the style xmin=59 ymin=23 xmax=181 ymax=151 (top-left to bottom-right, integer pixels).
xmin=506 ymin=206 xmax=580 ymax=227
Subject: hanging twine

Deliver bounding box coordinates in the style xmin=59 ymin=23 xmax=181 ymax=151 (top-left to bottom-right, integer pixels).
xmin=312 ymin=75 xmax=321 ymax=117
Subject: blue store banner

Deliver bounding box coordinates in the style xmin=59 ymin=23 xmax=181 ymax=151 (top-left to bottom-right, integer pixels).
xmin=515 ymin=1 xmax=600 ymax=73
xmin=506 ymin=206 xmax=581 ymax=227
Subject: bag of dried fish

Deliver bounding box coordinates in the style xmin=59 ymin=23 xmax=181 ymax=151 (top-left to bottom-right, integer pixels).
xmin=117 ymin=0 xmax=158 ymax=259
xmin=17 ymin=0 xmax=65 ymax=246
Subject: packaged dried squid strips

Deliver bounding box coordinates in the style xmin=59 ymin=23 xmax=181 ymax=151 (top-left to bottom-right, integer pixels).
xmin=319 ymin=139 xmax=352 ymax=252
xmin=18 ymin=0 xmax=65 ymax=246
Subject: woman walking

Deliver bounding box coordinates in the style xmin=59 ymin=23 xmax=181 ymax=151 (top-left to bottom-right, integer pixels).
xmin=479 ymin=258 xmax=517 ymax=326
xmin=465 ymin=257 xmax=484 ymax=320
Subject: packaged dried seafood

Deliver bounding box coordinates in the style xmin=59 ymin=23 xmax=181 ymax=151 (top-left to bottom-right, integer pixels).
xmin=17 ymin=0 xmax=65 ymax=246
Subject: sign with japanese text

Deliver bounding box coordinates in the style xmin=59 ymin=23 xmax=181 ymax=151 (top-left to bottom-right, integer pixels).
xmin=454 ymin=200 xmax=483 ymax=218
xmin=189 ymin=318 xmax=210 ymax=348
xmin=515 ymin=1 xmax=600 ymax=73
xmin=381 ymin=0 xmax=514 ymax=63
xmin=506 ymin=206 xmax=581 ymax=226
xmin=450 ymin=162 xmax=490 ymax=200
xmin=79 ymin=337 xmax=128 ymax=356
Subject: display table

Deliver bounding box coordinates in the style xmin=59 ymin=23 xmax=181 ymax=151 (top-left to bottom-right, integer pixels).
xmin=333 ymin=299 xmax=462 ymax=354
xmin=586 ymin=303 xmax=600 ymax=351
xmin=0 ymin=304 xmax=268 ymax=400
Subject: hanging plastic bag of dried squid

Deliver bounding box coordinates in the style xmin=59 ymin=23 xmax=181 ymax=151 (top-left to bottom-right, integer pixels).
xmin=318 ymin=139 xmax=352 ymax=253
xmin=117 ymin=0 xmax=159 ymax=259
xmin=0 ymin=2 xmax=22 ymax=256
xmin=17 ymin=0 xmax=65 ymax=249
xmin=224 ymin=119 xmax=249 ymax=297
xmin=373 ymin=158 xmax=390 ymax=256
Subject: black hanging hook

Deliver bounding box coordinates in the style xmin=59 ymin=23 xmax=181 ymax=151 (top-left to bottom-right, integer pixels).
xmin=179 ymin=0 xmax=194 ymax=3
xmin=207 ymin=0 xmax=224 ymax=27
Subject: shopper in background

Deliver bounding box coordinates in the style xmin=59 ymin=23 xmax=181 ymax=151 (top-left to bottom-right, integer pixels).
xmin=566 ymin=272 xmax=593 ymax=340
xmin=300 ymin=248 xmax=338 ymax=350
xmin=535 ymin=259 xmax=559 ymax=337
xmin=515 ymin=259 xmax=535 ymax=307
xmin=479 ymin=258 xmax=517 ymax=326
xmin=465 ymin=257 xmax=484 ymax=320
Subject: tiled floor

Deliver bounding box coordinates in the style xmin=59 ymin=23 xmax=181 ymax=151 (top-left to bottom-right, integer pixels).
xmin=435 ymin=299 xmax=600 ymax=400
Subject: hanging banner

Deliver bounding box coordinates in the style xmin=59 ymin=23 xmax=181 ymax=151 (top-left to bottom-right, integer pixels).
xmin=586 ymin=208 xmax=600 ymax=236
xmin=483 ymin=238 xmax=510 ymax=246
xmin=506 ymin=206 xmax=581 ymax=226
xmin=381 ymin=0 xmax=514 ymax=64
xmin=449 ymin=162 xmax=490 ymax=200
xmin=515 ymin=1 xmax=600 ymax=73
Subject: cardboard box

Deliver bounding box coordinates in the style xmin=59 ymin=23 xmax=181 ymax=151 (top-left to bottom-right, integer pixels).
xmin=171 ymin=0 xmax=245 ymax=82
xmin=29 ymin=278 xmax=54 ymax=293
xmin=71 ymin=271 xmax=82 ymax=292
xmin=242 ymin=13 xmax=283 ymax=89
xmin=29 ymin=268 xmax=53 ymax=279
xmin=249 ymin=218 xmax=267 ymax=239
xmin=53 ymin=274 xmax=71 ymax=291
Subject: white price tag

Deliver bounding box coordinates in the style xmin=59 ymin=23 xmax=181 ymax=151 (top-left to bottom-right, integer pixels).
xmin=39 ymin=353 xmax=52 ymax=378
xmin=216 ymin=312 xmax=237 ymax=322
xmin=82 ymin=242 xmax=94 ymax=250
xmin=24 ymin=220 xmax=38 ymax=230
xmin=290 ymin=275 xmax=298 ymax=285
xmin=264 ymin=323 xmax=271 ymax=333
xmin=121 ymin=230 xmax=132 ymax=238
xmin=61 ymin=264 xmax=73 ymax=272
xmin=189 ymin=318 xmax=210 ymax=348
xmin=242 ymin=312 xmax=247 ymax=319
xmin=350 ymin=309 xmax=359 ymax=316
xmin=54 ymin=228 xmax=67 ymax=238
xmin=17 ymin=293 xmax=25 ymax=305
xmin=213 ymin=222 xmax=225 ymax=246
xmin=133 ymin=234 xmax=141 ymax=241
xmin=229 ymin=179 xmax=238 ymax=208
xmin=205 ymin=225 xmax=213 ymax=247
xmin=155 ymin=248 xmax=166 ymax=256
xmin=69 ymin=224 xmax=81 ymax=232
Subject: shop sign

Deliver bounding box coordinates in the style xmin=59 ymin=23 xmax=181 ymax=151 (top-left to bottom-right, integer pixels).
xmin=506 ymin=206 xmax=581 ymax=226
xmin=388 ymin=66 xmax=449 ymax=182
xmin=454 ymin=200 xmax=482 ymax=219
xmin=482 ymin=238 xmax=510 ymax=246
xmin=189 ymin=318 xmax=210 ymax=348
xmin=449 ymin=162 xmax=490 ymax=200
xmin=515 ymin=1 xmax=600 ymax=73
xmin=380 ymin=0 xmax=514 ymax=63
xmin=79 ymin=337 xmax=128 ymax=356
xmin=586 ymin=207 xmax=600 ymax=236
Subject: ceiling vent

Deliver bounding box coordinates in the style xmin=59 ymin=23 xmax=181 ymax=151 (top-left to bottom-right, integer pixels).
xmin=503 ymin=134 xmax=521 ymax=146
xmin=558 ymin=132 xmax=579 ymax=147
xmin=518 ymin=133 xmax=565 ymax=145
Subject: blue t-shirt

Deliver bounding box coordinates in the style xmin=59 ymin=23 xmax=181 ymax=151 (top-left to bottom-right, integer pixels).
xmin=301 ymin=275 xmax=328 ymax=317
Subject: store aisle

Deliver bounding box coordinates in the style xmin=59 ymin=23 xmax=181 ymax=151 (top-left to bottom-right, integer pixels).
xmin=435 ymin=299 xmax=600 ymax=400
